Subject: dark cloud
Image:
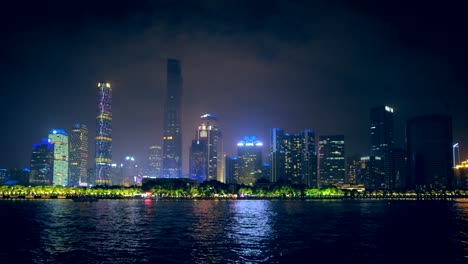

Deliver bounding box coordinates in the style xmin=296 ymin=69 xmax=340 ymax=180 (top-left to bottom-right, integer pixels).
xmin=1 ymin=0 xmax=467 ymax=173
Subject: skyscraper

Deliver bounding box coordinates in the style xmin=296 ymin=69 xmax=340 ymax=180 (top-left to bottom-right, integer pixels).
xmin=189 ymin=114 xmax=223 ymax=182
xmin=370 ymin=106 xmax=394 ymax=156
xmin=270 ymin=128 xmax=285 ymax=183
xmin=406 ymin=115 xmax=453 ymax=189
xmin=370 ymin=106 xmax=394 ymax=189
xmin=189 ymin=140 xmax=207 ymax=183
xmin=225 ymin=156 xmax=239 ymax=184
xmin=302 ymin=130 xmax=318 ymax=187
xmin=48 ymin=129 xmax=69 ymax=186
xmin=147 ymin=145 xmax=162 ymax=178
xmin=237 ymin=136 xmax=263 ymax=185
xmin=69 ymin=123 xmax=88 ymax=186
xmin=319 ymin=135 xmax=345 ymax=187
xmin=122 ymin=156 xmax=138 ymax=186
xmin=29 ymin=139 xmax=54 ymax=186
xmin=358 ymin=156 xmax=384 ymax=190
xmin=270 ymin=129 xmax=317 ymax=186
xmin=95 ymin=81 xmax=112 ymax=185
xmin=163 ymin=58 xmax=183 ymax=178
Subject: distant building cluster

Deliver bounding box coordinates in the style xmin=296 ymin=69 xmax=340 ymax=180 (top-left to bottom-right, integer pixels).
xmin=0 ymin=59 xmax=462 ymax=190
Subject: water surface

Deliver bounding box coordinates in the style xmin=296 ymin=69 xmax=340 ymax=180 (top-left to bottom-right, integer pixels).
xmin=1 ymin=199 xmax=467 ymax=263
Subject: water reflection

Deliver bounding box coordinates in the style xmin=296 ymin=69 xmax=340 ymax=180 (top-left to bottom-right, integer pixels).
xmin=227 ymin=200 xmax=277 ymax=263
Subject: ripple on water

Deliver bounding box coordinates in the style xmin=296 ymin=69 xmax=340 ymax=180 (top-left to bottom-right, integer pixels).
xmin=1 ymin=199 xmax=467 ymax=263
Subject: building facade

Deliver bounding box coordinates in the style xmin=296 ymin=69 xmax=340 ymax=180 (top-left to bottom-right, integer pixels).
xmin=29 ymin=139 xmax=54 ymax=185
xmin=270 ymin=129 xmax=317 ymax=186
xmin=48 ymin=129 xmax=69 ymax=186
xmin=95 ymin=81 xmax=112 ymax=185
xmin=319 ymin=135 xmax=345 ymax=187
xmin=370 ymin=106 xmax=394 ymax=189
xmin=406 ymin=115 xmax=453 ymax=189
xmin=69 ymin=123 xmax=88 ymax=186
xmin=225 ymin=156 xmax=239 ymax=184
xmin=162 ymin=58 xmax=183 ymax=178
xmin=147 ymin=145 xmax=162 ymax=178
xmin=237 ymin=136 xmax=263 ymax=185
xmin=189 ymin=114 xmax=223 ymax=182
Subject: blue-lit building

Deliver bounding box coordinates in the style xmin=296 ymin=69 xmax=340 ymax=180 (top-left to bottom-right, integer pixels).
xmin=95 ymin=81 xmax=112 ymax=185
xmin=237 ymin=136 xmax=263 ymax=185
xmin=162 ymin=58 xmax=183 ymax=178
xmin=29 ymin=138 xmax=54 ymax=186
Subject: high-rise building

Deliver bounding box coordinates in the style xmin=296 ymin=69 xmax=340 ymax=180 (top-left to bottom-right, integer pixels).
xmin=147 ymin=145 xmax=162 ymax=178
xmin=189 ymin=114 xmax=223 ymax=182
xmin=29 ymin=139 xmax=54 ymax=185
xmin=270 ymin=128 xmax=285 ymax=183
xmin=358 ymin=156 xmax=384 ymax=190
xmin=319 ymin=135 xmax=345 ymax=187
xmin=48 ymin=129 xmax=69 ymax=186
xmin=109 ymin=163 xmax=123 ymax=185
xmin=122 ymin=156 xmax=138 ymax=186
xmin=225 ymin=156 xmax=239 ymax=184
xmin=302 ymin=130 xmax=318 ymax=187
xmin=270 ymin=129 xmax=317 ymax=186
xmin=189 ymin=140 xmax=207 ymax=183
xmin=370 ymin=106 xmax=394 ymax=156
xmin=346 ymin=155 xmax=361 ymax=185
xmin=237 ymin=136 xmax=263 ymax=185
xmin=69 ymin=123 xmax=88 ymax=186
xmin=390 ymin=148 xmax=408 ymax=189
xmin=284 ymin=133 xmax=302 ymax=183
xmin=406 ymin=115 xmax=453 ymax=189
xmin=370 ymin=106 xmax=394 ymax=189
xmin=95 ymin=81 xmax=112 ymax=185
xmin=162 ymin=58 xmax=183 ymax=178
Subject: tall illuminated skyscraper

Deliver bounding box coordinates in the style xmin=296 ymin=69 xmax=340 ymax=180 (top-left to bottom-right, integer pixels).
xmin=69 ymin=123 xmax=88 ymax=186
xmin=189 ymin=114 xmax=223 ymax=182
xmin=95 ymin=81 xmax=112 ymax=185
xmin=49 ymin=129 xmax=69 ymax=186
xmin=163 ymin=58 xmax=183 ymax=178
xmin=370 ymin=106 xmax=394 ymax=156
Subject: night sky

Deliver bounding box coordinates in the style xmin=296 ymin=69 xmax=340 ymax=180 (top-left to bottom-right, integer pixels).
xmin=1 ymin=0 xmax=467 ymax=175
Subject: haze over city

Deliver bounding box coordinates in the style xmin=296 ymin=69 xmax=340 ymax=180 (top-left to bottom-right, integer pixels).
xmin=1 ymin=0 xmax=467 ymax=174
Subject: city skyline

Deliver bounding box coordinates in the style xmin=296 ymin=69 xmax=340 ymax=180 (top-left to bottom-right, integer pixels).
xmin=1 ymin=1 xmax=468 ymax=173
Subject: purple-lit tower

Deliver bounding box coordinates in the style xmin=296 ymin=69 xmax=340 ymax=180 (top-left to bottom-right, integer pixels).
xmin=95 ymin=81 xmax=112 ymax=185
